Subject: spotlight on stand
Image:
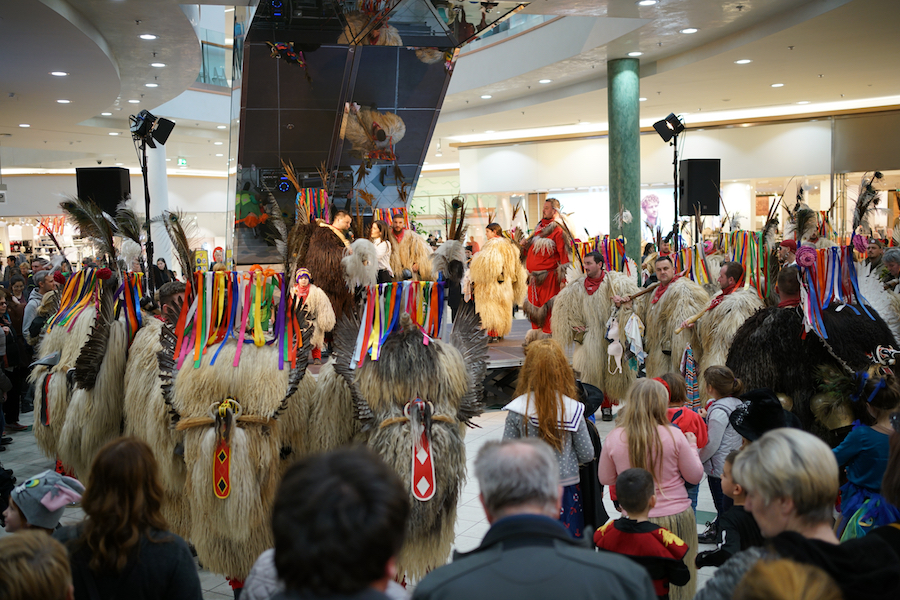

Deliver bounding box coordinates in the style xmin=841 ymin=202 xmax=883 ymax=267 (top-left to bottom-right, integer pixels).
xmin=653 ymin=112 xmax=686 ymax=252
xmin=129 ymin=110 xmax=175 ymax=148
xmin=128 ymin=109 xmax=176 ymax=301
xmin=653 ymin=113 xmax=685 ymax=143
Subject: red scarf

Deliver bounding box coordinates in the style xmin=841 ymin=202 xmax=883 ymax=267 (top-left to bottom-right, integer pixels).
xmin=707 ymin=283 xmax=737 ymax=311
xmin=651 ymin=275 xmax=681 ymax=304
xmin=584 ymin=272 xmax=605 ymax=295
xmin=778 ymin=297 xmax=801 ymax=308
xmin=535 ymin=218 xmax=554 ymax=234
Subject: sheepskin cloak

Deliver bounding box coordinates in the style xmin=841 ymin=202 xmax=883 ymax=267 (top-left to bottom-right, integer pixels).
xmin=306 ymin=221 xmax=352 ymax=321
xmin=553 ymin=271 xmax=642 ymax=401
xmin=469 ymin=237 xmax=527 ymax=337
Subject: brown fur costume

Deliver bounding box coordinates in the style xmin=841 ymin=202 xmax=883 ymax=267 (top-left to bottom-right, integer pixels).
xmin=552 ymin=271 xmax=641 ymax=401
xmin=337 ymin=12 xmax=402 ymax=46
xmin=469 ymin=237 xmax=527 ymax=338
xmin=390 ymin=230 xmax=433 ymax=282
xmin=697 ymin=287 xmax=764 ymax=393
xmin=634 ymin=277 xmax=709 ymax=379
xmin=309 ymin=305 xmax=488 ymax=581
xmin=306 ymin=220 xmax=353 ymax=321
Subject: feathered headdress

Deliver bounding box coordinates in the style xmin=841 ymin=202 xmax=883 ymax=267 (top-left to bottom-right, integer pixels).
xmin=786 ymin=207 xmax=817 ymax=242
xmin=60 ymin=197 xmax=118 ymax=268
xmin=154 ymin=211 xmax=197 ymax=279
xmin=853 ymin=171 xmax=883 ymax=235
xmin=445 ymin=195 xmax=467 ymax=242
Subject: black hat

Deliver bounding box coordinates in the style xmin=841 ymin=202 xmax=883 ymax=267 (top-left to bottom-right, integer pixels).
xmin=730 ymin=388 xmax=800 ymax=442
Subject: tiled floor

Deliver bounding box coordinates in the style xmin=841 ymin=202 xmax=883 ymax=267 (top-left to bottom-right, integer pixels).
xmin=1 ymin=405 xmax=718 ymax=598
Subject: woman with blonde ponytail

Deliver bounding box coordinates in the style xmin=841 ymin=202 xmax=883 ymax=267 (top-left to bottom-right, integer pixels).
xmin=598 ymin=378 xmax=704 ymax=600
xmin=697 ymin=365 xmax=745 ymax=544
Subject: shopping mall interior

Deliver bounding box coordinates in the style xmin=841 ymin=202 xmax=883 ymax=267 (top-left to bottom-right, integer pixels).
xmin=1 ymin=0 xmax=899 ymax=270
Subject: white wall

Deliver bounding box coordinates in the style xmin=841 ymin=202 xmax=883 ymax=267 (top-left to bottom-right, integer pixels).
xmin=1 ymin=174 xmax=229 ymax=217
xmin=459 ymin=120 xmax=833 ymax=192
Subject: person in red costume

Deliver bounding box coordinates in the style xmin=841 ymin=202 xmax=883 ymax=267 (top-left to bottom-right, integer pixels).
xmin=521 ymin=198 xmax=571 ymax=346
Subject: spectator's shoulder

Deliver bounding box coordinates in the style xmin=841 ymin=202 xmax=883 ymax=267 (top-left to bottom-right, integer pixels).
xmin=412 ymin=546 xmax=503 ymax=598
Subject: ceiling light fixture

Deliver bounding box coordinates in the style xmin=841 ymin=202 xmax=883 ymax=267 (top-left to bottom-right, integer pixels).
xmin=215 ymin=153 xmax=224 ymax=157
xmin=128 ymin=99 xmax=140 ymax=103
xmin=57 ymin=99 xmax=71 ymax=104
xmin=485 ymin=130 xmax=495 ymax=133
xmin=628 ymin=51 xmax=643 ymax=57
xmin=140 ymin=34 xmax=157 ymax=40
xmin=734 ymin=59 xmax=752 ymax=65
xmin=639 ymin=97 xmax=648 ymax=102
xmin=18 ymin=124 xmax=30 ymax=128
xmin=771 ymin=83 xmax=784 ymax=88
xmin=538 ymin=79 xmax=552 ymax=84
xmin=797 ymin=101 xmax=810 ymax=105
xmin=637 ymin=0 xmax=657 ymax=5
xmin=480 ymin=95 xmax=492 ymax=99
xmin=116 ymin=162 xmax=124 ymax=165
xmin=217 ymin=125 xmax=227 ymax=129
xmin=145 ymin=83 xmax=159 ymax=88
xmin=50 ymin=71 xmax=68 ymax=77
xmin=101 ymin=112 xmax=112 ymax=116
xmin=680 ymin=28 xmax=698 ymax=34
xmin=150 ymin=62 xmax=166 ymax=68
xmin=109 ymin=132 xmax=120 ymax=136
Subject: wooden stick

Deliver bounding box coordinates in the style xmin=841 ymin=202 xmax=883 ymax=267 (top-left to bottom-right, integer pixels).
xmin=675 ymin=308 xmax=706 ymax=334
xmin=623 ymin=282 xmax=660 ymax=303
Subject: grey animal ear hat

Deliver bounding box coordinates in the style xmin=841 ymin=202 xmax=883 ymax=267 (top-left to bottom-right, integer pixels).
xmin=11 ymin=470 xmax=84 ymax=530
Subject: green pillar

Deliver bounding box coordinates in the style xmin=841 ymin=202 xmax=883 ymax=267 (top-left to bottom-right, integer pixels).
xmin=607 ymin=58 xmax=641 ymax=268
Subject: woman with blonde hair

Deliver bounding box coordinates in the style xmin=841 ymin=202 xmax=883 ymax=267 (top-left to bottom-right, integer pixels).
xmin=54 ymin=437 xmax=202 ymax=599
xmin=598 ymin=378 xmax=704 ymax=600
xmin=502 ymin=339 xmax=594 ymax=537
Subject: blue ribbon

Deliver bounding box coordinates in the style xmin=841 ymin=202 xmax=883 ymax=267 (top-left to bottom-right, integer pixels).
xmin=211 ymin=272 xmax=239 ymax=366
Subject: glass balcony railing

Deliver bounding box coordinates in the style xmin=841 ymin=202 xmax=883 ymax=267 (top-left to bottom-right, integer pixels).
xmin=462 ymin=13 xmax=556 ymax=53
xmin=195 ymin=27 xmax=231 ymax=87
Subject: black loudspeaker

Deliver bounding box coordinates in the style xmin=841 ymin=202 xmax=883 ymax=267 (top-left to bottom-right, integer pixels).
xmin=75 ymin=167 xmax=131 ymax=214
xmin=678 ymin=159 xmax=720 ymax=216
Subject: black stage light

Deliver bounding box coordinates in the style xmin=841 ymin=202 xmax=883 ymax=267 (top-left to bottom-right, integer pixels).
xmin=653 ymin=112 xmax=685 ymax=142
xmin=130 ymin=110 xmax=176 ymax=147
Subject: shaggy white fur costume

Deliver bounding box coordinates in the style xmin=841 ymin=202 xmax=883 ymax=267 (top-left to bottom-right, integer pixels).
xmin=697 ymin=287 xmax=764 ymax=390
xmin=552 ymin=271 xmax=641 ymax=401
xmin=468 ymin=237 xmax=527 ymax=337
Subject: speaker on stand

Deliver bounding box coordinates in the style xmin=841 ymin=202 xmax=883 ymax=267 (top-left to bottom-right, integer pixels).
xmin=75 ymin=167 xmax=132 ymax=214
xmin=678 ymin=158 xmax=721 ymax=244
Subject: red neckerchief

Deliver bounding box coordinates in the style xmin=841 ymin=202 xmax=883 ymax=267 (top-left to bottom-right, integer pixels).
xmin=297 ymin=286 xmax=310 ymax=301
xmin=394 ymin=229 xmax=406 ymax=242
xmin=535 ymin=218 xmax=554 ymax=235
xmin=584 ymin=272 xmax=605 ymax=295
xmin=707 ymin=282 xmax=737 ymax=311
xmin=778 ymin=297 xmax=801 ymax=308
xmin=651 ymin=274 xmax=681 ymax=304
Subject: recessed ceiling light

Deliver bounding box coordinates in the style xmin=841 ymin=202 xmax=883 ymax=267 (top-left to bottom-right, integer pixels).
xmin=485 ymin=130 xmax=495 ymax=133
xmin=217 ymin=125 xmax=227 ymax=129
xmin=538 ymin=79 xmax=552 ymax=84
xmin=637 ymin=0 xmax=657 ymax=5
xmin=145 ymin=83 xmax=159 ymax=88
xmin=628 ymin=51 xmax=643 ymax=57
xmin=639 ymin=97 xmax=647 ymax=102
xmin=150 ymin=62 xmax=166 ymax=68
xmin=423 ymin=161 xmax=429 ymax=165
xmin=140 ymin=34 xmax=157 ymax=40
xmin=435 ymin=151 xmax=443 ymax=157
xmin=214 ymin=141 xmax=224 ymax=145
xmin=57 ymin=99 xmax=71 ymax=104
xmin=50 ymin=71 xmax=68 ymax=77
xmin=115 ymin=162 xmax=124 ymax=166
xmin=109 ymin=132 xmax=119 ymax=136
xmin=165 ymin=158 xmax=171 ymax=161
xmin=680 ymin=28 xmax=698 ymax=34
xmin=797 ymin=101 xmax=810 ymax=105
xmin=18 ymin=124 xmax=30 ymax=128
xmin=771 ymin=83 xmax=784 ymax=88
xmin=101 ymin=112 xmax=112 ymax=116
xmin=215 ymin=153 xmax=224 ymax=157
xmin=741 ymin=123 xmax=751 ymax=127
xmin=734 ymin=59 xmax=752 ymax=65
xmin=480 ymin=95 xmax=492 ymax=99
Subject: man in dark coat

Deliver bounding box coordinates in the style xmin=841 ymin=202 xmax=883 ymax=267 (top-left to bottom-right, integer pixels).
xmin=305 ymin=210 xmax=353 ymax=321
xmin=413 ymin=439 xmax=656 ymax=600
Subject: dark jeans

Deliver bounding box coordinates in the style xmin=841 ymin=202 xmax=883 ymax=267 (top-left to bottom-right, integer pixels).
xmin=2 ymin=367 xmax=25 ymax=425
xmin=708 ymin=475 xmax=734 ymax=518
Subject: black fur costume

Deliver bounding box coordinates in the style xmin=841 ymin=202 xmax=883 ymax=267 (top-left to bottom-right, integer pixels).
xmin=306 ymin=223 xmax=353 ymax=322
xmin=726 ymin=303 xmax=897 ymax=445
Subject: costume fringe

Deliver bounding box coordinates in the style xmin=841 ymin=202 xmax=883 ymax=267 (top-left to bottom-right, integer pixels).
xmin=469 ymin=238 xmax=527 ymax=337
xmin=341 ymin=238 xmax=379 ymax=289
xmin=303 ymin=285 xmax=336 ymax=351
xmin=649 ymin=508 xmax=697 ymax=600
xmin=698 ymin=288 xmax=764 ymax=396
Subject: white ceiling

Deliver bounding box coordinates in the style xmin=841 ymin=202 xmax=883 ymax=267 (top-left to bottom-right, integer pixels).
xmin=1 ymin=0 xmax=898 ymax=180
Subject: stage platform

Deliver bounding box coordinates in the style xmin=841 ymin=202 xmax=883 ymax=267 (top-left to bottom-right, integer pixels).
xmin=306 ymin=317 xmax=564 ymax=407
